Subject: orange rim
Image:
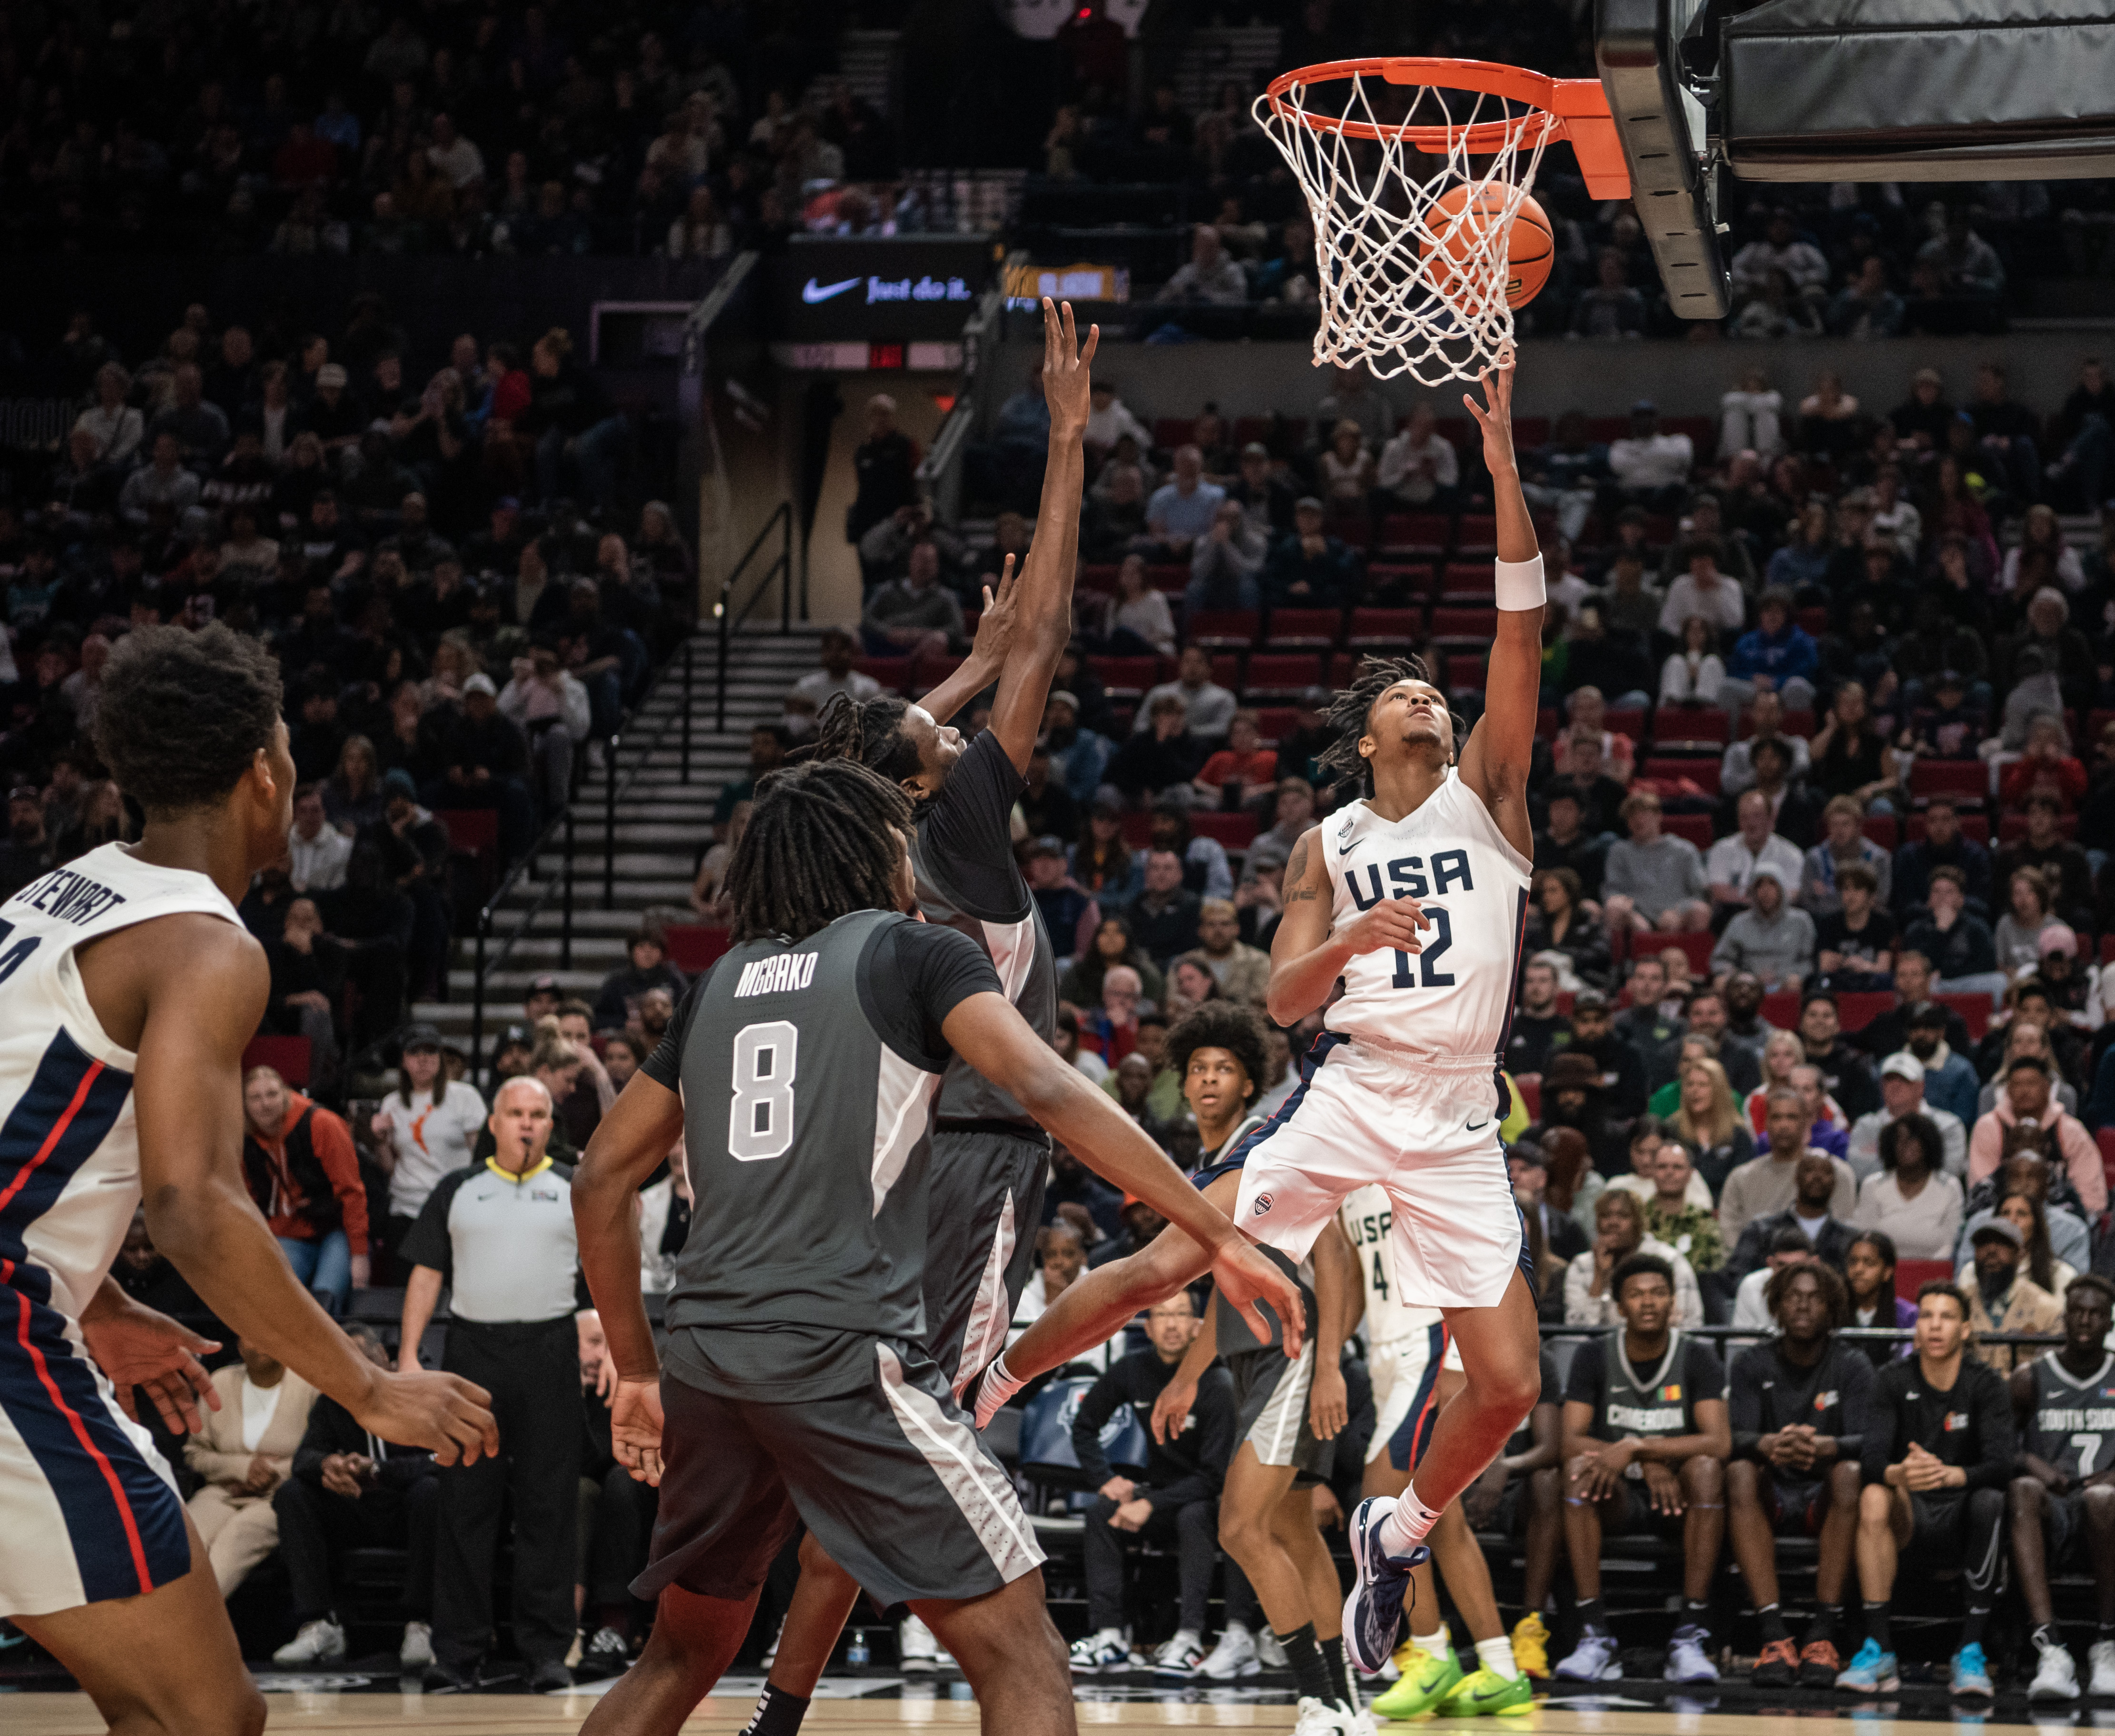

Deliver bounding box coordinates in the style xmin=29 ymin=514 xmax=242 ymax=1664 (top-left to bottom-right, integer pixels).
xmin=1258 ymin=55 xmax=1631 ymax=195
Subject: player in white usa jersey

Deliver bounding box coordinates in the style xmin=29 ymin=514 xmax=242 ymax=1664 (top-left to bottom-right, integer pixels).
xmin=975 ymin=357 xmax=1547 ymax=1680
xmin=0 ymin=625 xmax=495 ymax=1736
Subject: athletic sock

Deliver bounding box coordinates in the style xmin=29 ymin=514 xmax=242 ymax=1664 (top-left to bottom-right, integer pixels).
xmin=1377 ymin=1483 xmax=1444 ymax=1558
xmin=1963 ymin=1599 xmax=1994 ymax=1650
xmin=2034 ymin=1623 xmax=2064 ymax=1652
xmin=1757 ymin=1604 xmax=1790 ymax=1645
xmin=1575 ymin=1598 xmax=1608 ymax=1637
xmin=1474 ymin=1635 xmax=1520 ymax=1681
xmin=1804 ymin=1605 xmax=1841 ymax=1646
xmin=1864 ymin=1602 xmax=1892 ymax=1651
xmin=1412 ymin=1627 xmax=1450 ymax=1662
xmin=744 ymin=1682 xmax=810 ymax=1736
xmin=1321 ymin=1633 xmax=1355 ymax=1705
xmin=1682 ymin=1599 xmax=1712 ymax=1639
xmin=1277 ymin=1623 xmax=1333 ymax=1703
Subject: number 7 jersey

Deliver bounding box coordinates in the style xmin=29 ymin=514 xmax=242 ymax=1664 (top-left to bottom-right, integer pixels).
xmin=1324 ymin=770 xmax=1533 ymax=1063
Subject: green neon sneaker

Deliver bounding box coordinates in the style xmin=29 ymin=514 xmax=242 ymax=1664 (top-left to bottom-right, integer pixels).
xmin=1370 ymin=1647 xmax=1461 ymax=1719
xmin=1438 ymin=1667 xmax=1536 ymax=1716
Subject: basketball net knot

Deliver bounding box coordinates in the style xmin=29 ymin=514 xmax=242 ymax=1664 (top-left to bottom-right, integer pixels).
xmin=1254 ymin=69 xmax=1556 ymax=386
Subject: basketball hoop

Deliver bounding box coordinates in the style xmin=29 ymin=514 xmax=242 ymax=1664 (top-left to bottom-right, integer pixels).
xmin=1253 ymin=58 xmax=1631 ymax=385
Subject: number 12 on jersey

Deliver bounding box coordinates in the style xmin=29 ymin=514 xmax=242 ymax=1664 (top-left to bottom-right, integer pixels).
xmin=1388 ymin=906 xmax=1455 ymax=990
xmin=730 ymin=1020 xmax=798 ymax=1160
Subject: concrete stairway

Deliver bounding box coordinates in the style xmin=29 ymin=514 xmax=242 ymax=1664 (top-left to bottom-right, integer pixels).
xmin=413 ymin=625 xmax=827 ymax=1062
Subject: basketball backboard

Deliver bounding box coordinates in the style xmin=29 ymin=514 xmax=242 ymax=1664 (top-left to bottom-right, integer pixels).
xmin=1594 ymin=0 xmax=2115 ymax=318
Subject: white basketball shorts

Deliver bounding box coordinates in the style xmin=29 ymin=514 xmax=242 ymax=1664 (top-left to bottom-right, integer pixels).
xmin=1367 ymin=1322 xmax=1465 ymax=1469
xmin=1231 ymin=1037 xmax=1526 ymax=1311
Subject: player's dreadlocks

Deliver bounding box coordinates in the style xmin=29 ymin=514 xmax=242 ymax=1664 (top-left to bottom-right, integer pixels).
xmin=725 ymin=758 xmax=915 ymax=944
xmin=1314 ymin=654 xmax=1468 ymax=797
xmin=1166 ymin=1001 xmax=1271 ymax=1108
xmin=805 ymin=692 xmax=927 ymax=791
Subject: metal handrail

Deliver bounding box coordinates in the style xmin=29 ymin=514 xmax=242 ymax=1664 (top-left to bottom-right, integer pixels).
xmin=599 ymin=640 xmax=699 ymax=910
xmin=713 ymin=502 xmax=793 ymax=731
xmin=467 ymin=635 xmax=701 ymax=1075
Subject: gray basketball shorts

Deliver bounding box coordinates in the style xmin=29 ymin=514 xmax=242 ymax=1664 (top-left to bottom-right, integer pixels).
xmin=923 ymin=1124 xmax=1050 ymax=1402
xmin=634 ymin=1336 xmax=1044 ymax=1611
xmin=1225 ymin=1340 xmax=1332 ymax=1486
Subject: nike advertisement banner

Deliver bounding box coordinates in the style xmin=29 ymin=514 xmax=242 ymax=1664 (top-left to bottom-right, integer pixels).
xmin=772 ymin=238 xmax=997 ymax=343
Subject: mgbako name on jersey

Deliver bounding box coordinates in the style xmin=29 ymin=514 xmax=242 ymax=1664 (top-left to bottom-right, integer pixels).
xmin=734 ymin=953 xmax=819 ymax=997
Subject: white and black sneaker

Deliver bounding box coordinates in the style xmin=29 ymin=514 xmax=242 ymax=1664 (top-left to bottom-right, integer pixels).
xmin=399 ymin=1621 xmax=433 ymax=1671
xmin=1154 ymin=1629 xmax=1207 ymax=1678
xmin=1200 ymin=1624 xmax=1260 ymax=1680
xmin=273 ymin=1618 xmax=346 ymax=1667
xmin=899 ymin=1614 xmax=940 ymax=1673
xmin=1071 ymin=1628 xmax=1131 ymax=1673
xmin=576 ymin=1626 xmax=630 ymax=1681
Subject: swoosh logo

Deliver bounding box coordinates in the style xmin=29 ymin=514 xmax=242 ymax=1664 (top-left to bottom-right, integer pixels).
xmin=1465 ymin=1117 xmax=1490 ymax=1133
xmin=802 ymin=276 xmax=863 ymax=304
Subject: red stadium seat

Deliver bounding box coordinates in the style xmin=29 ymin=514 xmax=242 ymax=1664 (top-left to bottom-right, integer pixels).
xmin=1444 ymin=653 xmax=1488 ymax=691
xmin=1999 ymin=810 xmax=2077 ymax=842
xmin=1152 ymin=417 xmax=1196 ymax=451
xmin=1191 ymin=812 xmax=1259 ymax=849
xmin=1328 ymin=653 xmax=1359 ymax=688
xmin=1642 ymin=757 xmax=1721 ymax=795
xmin=1835 ymin=991 xmax=1894 ymax=1033
xmin=1121 ymin=812 xmax=1154 ymax=848
xmin=1603 ymin=707 xmax=1648 ymax=743
xmin=1797 ymin=607 xmax=1830 ymax=638
xmin=1347 ymin=608 xmax=1422 ymax=648
xmin=1862 ymin=815 xmax=1899 ymax=850
xmin=1081 ymin=563 xmax=1121 ymax=594
xmin=1255 ymin=707 xmax=1299 ymax=742
xmin=1761 ymin=990 xmax=1802 ymax=1028
xmin=1536 ymin=708 xmax=1560 ymax=740
xmin=912 ymin=650 xmax=963 ymax=690
xmin=1267 ymin=608 xmax=1342 ymax=647
xmin=1209 ymin=654 xmax=1241 ymax=690
xmin=1430 ymin=607 xmax=1497 ymax=647
xmin=852 ymin=656 xmax=913 ymax=692
xmin=1513 ymin=1076 xmax=1541 ymax=1119
xmin=243 ymin=1036 xmax=311 ymax=1087
xmin=1455 ymin=515 xmax=1498 ymax=556
xmin=2099 ymin=1127 xmax=2115 ymax=1191
xmin=1186 ymin=609 xmax=1260 ymax=648
xmin=1246 ymin=652 xmax=1326 ymax=697
xmin=2102 ymin=933 xmax=2115 ymax=966
xmin=1905 ymin=810 xmax=1989 ymax=844
xmin=1089 ymin=656 xmax=1158 ymax=699
xmin=662 ymin=925 xmax=732 ymax=974
xmin=1935 ymin=992 xmax=1991 ymax=1042
xmin=1365 ymin=563 xmax=1435 ymax=601
xmin=1738 ymin=707 xmax=1817 ymax=740
xmin=1653 ymin=708 xmax=1729 ymax=750
xmin=1378 ymin=514 xmax=1449 ymax=558
xmin=1146 ymin=564 xmax=1189 ymax=594
xmin=1910 ymin=760 xmax=1989 ymax=806
xmin=1658 ymin=932 xmax=1718 ymax=976
xmin=1663 ymin=814 xmax=1713 ymax=849
xmin=1439 ymin=561 xmax=1494 ymax=600
xmin=1894 ymin=1258 xmax=1954 ymax=1296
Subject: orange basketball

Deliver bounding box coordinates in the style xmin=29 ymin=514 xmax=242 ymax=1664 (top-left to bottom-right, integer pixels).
xmin=1423 ymin=185 xmax=1554 ymax=310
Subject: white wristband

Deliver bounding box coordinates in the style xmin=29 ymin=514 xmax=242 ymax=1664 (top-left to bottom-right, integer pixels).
xmin=1494 ymin=553 xmax=1546 ymax=613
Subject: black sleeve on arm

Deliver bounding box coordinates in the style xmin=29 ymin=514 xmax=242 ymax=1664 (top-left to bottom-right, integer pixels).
xmin=398 ymin=1170 xmax=465 ymax=1280
xmin=1832 ymin=1344 xmax=1876 ymax=1464
xmin=1964 ymin=1362 xmax=2020 ymax=1490
xmin=918 ymin=731 xmax=1029 ymax=919
xmin=1861 ymin=1364 xmax=1903 ymax=1486
xmin=1727 ymin=1345 xmax=1765 ymax=1460
xmin=1687 ymin=1340 xmax=1727 ymax=1403
xmin=641 ymin=968 xmax=713 ymax=1092
xmin=1564 ymin=1342 xmax=1605 ymax=1411
xmin=1071 ymin=1362 xmax=1125 ymax=1488
xmin=862 ymin=919 xmax=1005 ymax=1071
xmin=292 ymin=1397 xmax=361 ymax=1483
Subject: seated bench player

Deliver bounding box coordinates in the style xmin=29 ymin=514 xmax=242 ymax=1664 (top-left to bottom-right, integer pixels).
xmin=1724 ymin=1258 xmax=1873 ymax=1688
xmin=2012 ymin=1274 xmax=2115 ymax=1701
xmin=1554 ymin=1253 xmax=1731 ymax=1685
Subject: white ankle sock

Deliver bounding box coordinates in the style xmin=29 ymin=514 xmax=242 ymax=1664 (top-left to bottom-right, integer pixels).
xmin=1377 ymin=1485 xmax=1443 ymax=1558
xmin=1475 ymin=1636 xmax=1520 ymax=1681
xmin=1413 ymin=1628 xmax=1450 ymax=1660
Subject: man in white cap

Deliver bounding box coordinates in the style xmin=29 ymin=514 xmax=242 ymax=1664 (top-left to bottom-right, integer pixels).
xmin=1846 ymin=1053 xmax=1968 ymax=1181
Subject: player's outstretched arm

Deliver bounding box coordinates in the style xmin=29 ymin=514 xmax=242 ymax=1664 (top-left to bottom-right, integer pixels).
xmin=942 ymin=990 xmax=1302 ymax=1349
xmin=1264 ymin=822 xmax=1430 ymax=1026
xmin=129 ymin=916 xmax=496 ymax=1465
xmin=918 ymin=298 xmax=1097 ymax=768
xmin=573 ymin=1071 xmax=688 ymax=1483
xmin=1455 ymin=353 xmax=1542 ymax=861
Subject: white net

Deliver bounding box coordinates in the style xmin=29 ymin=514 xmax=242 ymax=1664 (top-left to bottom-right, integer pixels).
xmin=1253 ymin=67 xmax=1558 ymax=385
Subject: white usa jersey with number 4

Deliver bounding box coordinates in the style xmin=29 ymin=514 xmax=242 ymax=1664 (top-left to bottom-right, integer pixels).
xmin=1325 ymin=770 xmax=1533 ymax=1062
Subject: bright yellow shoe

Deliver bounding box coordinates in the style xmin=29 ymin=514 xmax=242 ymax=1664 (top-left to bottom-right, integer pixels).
xmin=1511 ymin=1613 xmax=1551 ymax=1679
xmin=1384 ymin=1638 xmax=1423 ymax=1683
xmin=1439 ymin=1667 xmax=1536 ymax=1716
xmin=1371 ymin=1647 xmax=1461 ymax=1719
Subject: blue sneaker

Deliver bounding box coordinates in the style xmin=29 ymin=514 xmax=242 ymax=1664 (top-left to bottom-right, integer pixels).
xmin=1834 ymin=1637 xmax=1900 ymax=1694
xmin=1340 ymin=1497 xmax=1430 ymax=1676
xmin=1950 ymin=1642 xmax=1994 ymax=1700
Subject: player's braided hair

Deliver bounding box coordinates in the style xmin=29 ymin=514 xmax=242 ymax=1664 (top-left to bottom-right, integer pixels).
xmin=1313 ymin=655 xmax=1468 ymax=797
xmin=1166 ymin=1001 xmax=1271 ymax=1108
xmin=725 ymin=758 xmax=915 ymax=943
xmin=1764 ymin=1255 xmax=1850 ymax=1331
xmin=95 ymin=622 xmax=285 ymax=816
xmin=805 ymin=693 xmax=927 ymax=791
